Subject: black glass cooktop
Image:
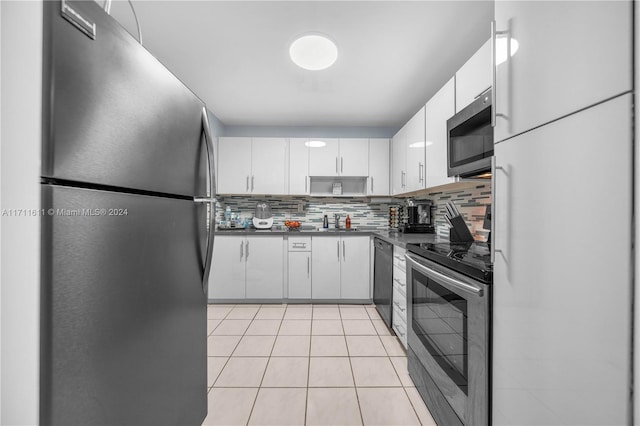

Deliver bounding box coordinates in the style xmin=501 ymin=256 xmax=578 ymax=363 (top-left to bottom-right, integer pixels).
xmin=406 ymin=241 xmax=493 ymax=284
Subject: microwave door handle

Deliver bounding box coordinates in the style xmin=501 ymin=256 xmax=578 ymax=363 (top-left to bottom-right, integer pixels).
xmin=405 ymin=253 xmax=483 ymax=296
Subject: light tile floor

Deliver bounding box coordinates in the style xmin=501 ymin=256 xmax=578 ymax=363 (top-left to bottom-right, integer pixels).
xmin=203 ymin=304 xmax=437 ymax=426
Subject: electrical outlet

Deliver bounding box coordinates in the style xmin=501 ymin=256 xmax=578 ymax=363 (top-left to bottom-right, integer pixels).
xmin=297 ymin=202 xmax=304 ymax=213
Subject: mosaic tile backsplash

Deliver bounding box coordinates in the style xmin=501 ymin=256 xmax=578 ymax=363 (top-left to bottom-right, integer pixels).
xmin=429 ymin=183 xmax=492 ymax=241
xmin=215 ymin=196 xmax=394 ymax=230
xmin=216 ymin=183 xmax=492 ymax=240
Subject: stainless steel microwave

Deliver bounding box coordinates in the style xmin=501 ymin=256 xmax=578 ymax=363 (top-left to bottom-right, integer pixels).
xmin=447 ymin=90 xmax=493 ymax=178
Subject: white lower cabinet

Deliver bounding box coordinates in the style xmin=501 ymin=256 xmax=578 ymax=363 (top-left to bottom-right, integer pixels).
xmin=311 ymin=236 xmax=370 ymax=300
xmin=208 ymin=235 xmax=283 ymax=300
xmin=288 ymin=237 xmax=312 ymax=299
xmin=311 ymin=237 xmax=341 ymax=299
xmin=209 ymin=236 xmax=246 ymax=299
xmin=391 ymin=246 xmax=407 ymax=348
xmin=245 ymin=236 xmax=283 ymax=299
xmin=340 ymin=236 xmax=371 ymax=300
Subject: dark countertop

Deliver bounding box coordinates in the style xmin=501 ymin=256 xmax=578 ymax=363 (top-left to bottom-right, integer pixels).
xmin=215 ymin=227 xmax=444 ymax=248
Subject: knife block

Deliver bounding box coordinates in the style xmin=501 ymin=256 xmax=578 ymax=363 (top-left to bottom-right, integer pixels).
xmin=449 ymin=215 xmax=475 ymax=243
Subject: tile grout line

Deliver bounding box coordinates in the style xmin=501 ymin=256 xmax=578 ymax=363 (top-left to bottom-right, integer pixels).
xmin=208 ymin=305 xmax=238 ymax=389
xmin=245 ymin=305 xmax=285 ymax=426
xmin=341 ymin=306 xmax=366 ymax=426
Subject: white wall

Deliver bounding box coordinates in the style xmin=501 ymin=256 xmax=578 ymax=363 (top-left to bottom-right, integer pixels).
xmin=0 ymin=1 xmax=43 ymax=424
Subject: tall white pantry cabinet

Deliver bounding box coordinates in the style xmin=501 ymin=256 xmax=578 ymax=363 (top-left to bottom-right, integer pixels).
xmin=491 ymin=1 xmax=633 ymax=425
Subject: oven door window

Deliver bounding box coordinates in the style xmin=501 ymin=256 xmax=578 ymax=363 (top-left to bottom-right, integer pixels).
xmin=412 ymin=269 xmax=468 ymax=395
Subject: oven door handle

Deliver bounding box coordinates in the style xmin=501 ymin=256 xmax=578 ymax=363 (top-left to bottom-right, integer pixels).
xmin=405 ymin=253 xmax=483 ymax=297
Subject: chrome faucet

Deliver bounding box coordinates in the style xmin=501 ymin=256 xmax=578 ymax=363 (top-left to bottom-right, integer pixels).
xmin=334 ymin=214 xmax=341 ymax=229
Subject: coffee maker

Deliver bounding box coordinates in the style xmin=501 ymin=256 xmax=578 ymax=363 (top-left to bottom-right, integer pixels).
xmin=401 ymin=199 xmax=434 ymax=233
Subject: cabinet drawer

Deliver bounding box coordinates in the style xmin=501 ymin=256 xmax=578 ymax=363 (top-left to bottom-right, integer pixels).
xmin=393 ymin=249 xmax=406 ymax=270
xmin=392 ymin=287 xmax=407 ymax=321
xmin=392 ymin=265 xmax=407 ymax=291
xmin=288 ymin=237 xmax=311 ymax=252
xmin=392 ymin=308 xmax=408 ymax=349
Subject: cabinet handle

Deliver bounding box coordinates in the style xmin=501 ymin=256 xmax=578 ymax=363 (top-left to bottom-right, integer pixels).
xmin=341 ymin=157 xmax=344 ymax=173
xmin=419 ymin=162 xmax=424 ymax=183
xmin=240 ymin=241 xmax=244 ymax=259
xmin=246 ymin=176 xmax=249 ymax=192
xmin=370 ymin=176 xmax=374 ymax=192
xmin=251 ymin=175 xmax=254 ymax=191
xmin=336 ymin=157 xmax=339 ymax=173
xmin=305 ymin=176 xmax=308 ymax=193
xmin=491 ymin=156 xmax=506 ymax=264
xmin=491 ymin=20 xmax=497 ymax=128
xmin=491 ymin=20 xmax=509 ymax=128
xmin=342 ymin=240 xmax=345 ymax=261
xmin=245 ymin=240 xmax=249 ymax=259
xmin=337 ymin=241 xmax=340 ymax=259
xmin=393 ymin=278 xmax=406 ymax=288
xmin=307 ymin=256 xmax=310 ymax=277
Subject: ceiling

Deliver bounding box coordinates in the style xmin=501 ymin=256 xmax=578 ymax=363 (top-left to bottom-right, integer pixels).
xmin=110 ymin=1 xmax=494 ymax=128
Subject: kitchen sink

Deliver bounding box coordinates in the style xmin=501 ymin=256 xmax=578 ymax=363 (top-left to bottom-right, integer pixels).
xmin=315 ymin=228 xmax=359 ymax=232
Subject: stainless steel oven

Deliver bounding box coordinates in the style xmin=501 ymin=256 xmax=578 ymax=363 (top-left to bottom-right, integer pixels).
xmin=405 ymin=252 xmax=490 ymax=425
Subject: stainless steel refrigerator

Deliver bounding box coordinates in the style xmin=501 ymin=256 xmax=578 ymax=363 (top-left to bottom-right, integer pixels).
xmin=40 ymin=1 xmax=215 ymax=424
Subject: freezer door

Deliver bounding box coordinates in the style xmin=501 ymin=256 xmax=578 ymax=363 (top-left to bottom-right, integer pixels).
xmin=40 ymin=185 xmax=207 ymax=425
xmin=42 ymin=1 xmax=207 ymax=197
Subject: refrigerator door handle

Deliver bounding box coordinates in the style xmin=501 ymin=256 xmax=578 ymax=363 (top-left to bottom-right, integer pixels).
xmin=194 ymin=107 xmax=216 ymax=294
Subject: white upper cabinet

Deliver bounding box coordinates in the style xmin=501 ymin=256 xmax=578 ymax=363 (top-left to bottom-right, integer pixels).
xmin=251 ymin=138 xmax=287 ymax=195
xmin=289 ymin=138 xmax=309 ymax=195
xmin=393 ymin=107 xmax=426 ymax=195
xmin=308 ymin=138 xmax=369 ymax=177
xmin=404 ymin=107 xmax=426 ymax=192
xmin=494 ymin=1 xmax=632 ymax=142
xmin=308 ymin=138 xmax=340 ymax=176
xmin=338 ymin=138 xmax=369 ymax=176
xmin=455 ymin=39 xmax=491 ymax=113
xmin=425 ymin=77 xmax=455 ymax=189
xmin=217 ymin=137 xmax=287 ymax=195
xmin=368 ymin=138 xmax=390 ymax=196
xmin=217 ymin=137 xmax=252 ymax=194
xmin=391 ymin=127 xmax=406 ymax=195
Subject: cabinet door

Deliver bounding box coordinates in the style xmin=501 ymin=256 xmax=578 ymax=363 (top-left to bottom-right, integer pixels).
xmin=391 ymin=128 xmax=406 ymax=195
xmin=251 ymin=137 xmax=287 ymax=195
xmin=245 ymin=236 xmax=284 ymax=299
xmin=404 ymin=107 xmax=426 ymax=192
xmin=368 ymin=138 xmax=390 ymax=196
xmin=289 ymin=138 xmax=309 ymax=195
xmin=494 ymin=1 xmax=632 ymax=143
xmin=308 ymin=138 xmax=340 ymax=176
xmin=311 ymin=237 xmax=341 ymax=299
xmin=339 ymin=138 xmax=369 ymax=176
xmin=492 ymin=95 xmax=631 ymax=426
xmin=425 ymin=77 xmax=455 ymax=189
xmin=209 ymin=236 xmax=246 ymax=299
xmin=455 ymin=39 xmax=491 ymax=113
xmin=288 ymin=251 xmax=312 ymax=299
xmin=340 ymin=237 xmax=371 ymax=300
xmin=217 ymin=137 xmax=252 ymax=194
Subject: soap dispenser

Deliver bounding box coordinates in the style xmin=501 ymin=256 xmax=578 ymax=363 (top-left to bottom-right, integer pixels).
xmin=323 ymin=215 xmax=329 ymax=229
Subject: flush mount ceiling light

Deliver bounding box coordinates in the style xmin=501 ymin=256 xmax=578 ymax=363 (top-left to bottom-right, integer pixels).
xmin=289 ymin=34 xmax=338 ymax=71
xmin=305 ymin=140 xmax=327 ymax=148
